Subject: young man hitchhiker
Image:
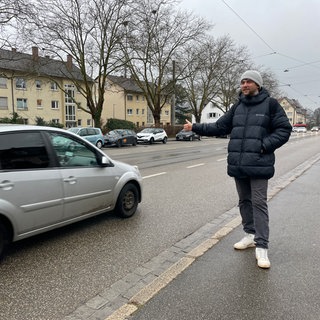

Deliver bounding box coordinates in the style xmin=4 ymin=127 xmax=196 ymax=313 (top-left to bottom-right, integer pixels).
xmin=184 ymin=70 xmax=292 ymax=269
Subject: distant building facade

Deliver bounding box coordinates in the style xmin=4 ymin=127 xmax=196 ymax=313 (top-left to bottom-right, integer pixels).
xmin=104 ymin=75 xmax=171 ymax=128
xmin=0 ymin=47 xmax=90 ymax=127
xmin=278 ymin=97 xmax=307 ymax=125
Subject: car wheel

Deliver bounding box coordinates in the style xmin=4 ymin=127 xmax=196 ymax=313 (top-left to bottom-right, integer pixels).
xmin=149 ymin=137 xmax=154 ymax=144
xmin=115 ymin=183 xmax=139 ymax=218
xmin=116 ymin=140 xmax=122 ymax=148
xmin=0 ymin=221 xmax=9 ymax=261
xmin=132 ymin=138 xmax=137 ymax=146
xmin=162 ymin=137 xmax=167 ymax=144
xmin=189 ymin=136 xmax=194 ymax=141
xmin=96 ymin=140 xmax=103 ymax=149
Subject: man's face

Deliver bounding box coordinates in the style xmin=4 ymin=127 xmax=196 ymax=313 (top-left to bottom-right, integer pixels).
xmin=240 ymin=79 xmax=259 ymax=96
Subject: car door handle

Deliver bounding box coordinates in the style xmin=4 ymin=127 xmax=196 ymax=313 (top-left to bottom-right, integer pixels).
xmin=0 ymin=180 xmax=14 ymax=190
xmin=63 ymin=176 xmax=77 ymax=184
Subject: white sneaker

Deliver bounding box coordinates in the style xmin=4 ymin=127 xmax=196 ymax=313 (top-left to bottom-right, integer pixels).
xmin=233 ymin=233 xmax=255 ymax=250
xmin=256 ymin=248 xmax=271 ymax=269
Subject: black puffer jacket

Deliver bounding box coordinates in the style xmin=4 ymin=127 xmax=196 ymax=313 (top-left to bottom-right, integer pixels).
xmin=192 ymin=88 xmax=292 ymax=179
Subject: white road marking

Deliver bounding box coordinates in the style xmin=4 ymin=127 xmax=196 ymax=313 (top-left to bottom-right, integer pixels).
xmin=142 ymin=172 xmax=167 ymax=179
xmin=186 ymin=163 xmax=205 ymax=168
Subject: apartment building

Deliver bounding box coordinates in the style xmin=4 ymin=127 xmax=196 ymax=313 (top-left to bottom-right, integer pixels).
xmin=104 ymin=75 xmax=171 ymax=128
xmin=279 ymin=97 xmax=307 ymax=125
xmin=0 ymin=47 xmax=90 ymax=127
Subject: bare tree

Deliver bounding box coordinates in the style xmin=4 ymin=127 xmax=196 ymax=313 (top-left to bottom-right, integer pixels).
xmin=0 ymin=0 xmax=31 ymax=48
xmin=16 ymin=0 xmax=131 ymax=127
xmin=182 ymin=36 xmax=250 ymax=122
xmin=123 ymin=0 xmax=210 ymax=126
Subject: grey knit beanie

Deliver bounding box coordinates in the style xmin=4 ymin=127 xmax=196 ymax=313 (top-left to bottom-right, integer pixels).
xmin=240 ymin=70 xmax=263 ymax=88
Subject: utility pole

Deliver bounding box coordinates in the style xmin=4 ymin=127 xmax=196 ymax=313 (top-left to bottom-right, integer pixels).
xmin=171 ymin=60 xmax=176 ymax=126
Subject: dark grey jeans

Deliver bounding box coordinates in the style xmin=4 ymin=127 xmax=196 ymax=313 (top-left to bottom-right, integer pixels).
xmin=235 ymin=177 xmax=269 ymax=249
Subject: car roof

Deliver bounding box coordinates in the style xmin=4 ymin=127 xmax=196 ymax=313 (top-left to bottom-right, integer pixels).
xmin=0 ymin=124 xmax=66 ymax=133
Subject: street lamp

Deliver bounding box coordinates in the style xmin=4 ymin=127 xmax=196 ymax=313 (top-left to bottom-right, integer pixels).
xmin=122 ymin=21 xmax=129 ymax=78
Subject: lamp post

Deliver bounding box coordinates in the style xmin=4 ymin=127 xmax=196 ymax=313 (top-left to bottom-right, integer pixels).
xmin=171 ymin=60 xmax=176 ymax=126
xmin=123 ymin=21 xmax=129 ymax=78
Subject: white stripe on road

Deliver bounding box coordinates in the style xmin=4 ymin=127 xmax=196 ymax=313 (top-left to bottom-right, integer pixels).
xmin=217 ymin=157 xmax=227 ymax=162
xmin=186 ymin=163 xmax=205 ymax=169
xmin=142 ymin=172 xmax=167 ymax=179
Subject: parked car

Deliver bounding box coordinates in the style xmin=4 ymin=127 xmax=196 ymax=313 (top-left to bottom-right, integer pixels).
xmin=104 ymin=129 xmax=137 ymax=147
xmin=0 ymin=125 xmax=142 ymax=260
xmin=176 ymin=129 xmax=200 ymax=141
xmin=311 ymin=126 xmax=319 ymax=132
xmin=137 ymin=128 xmax=168 ymax=144
xmin=68 ymin=127 xmax=104 ymax=149
xmin=293 ymin=126 xmax=307 ymax=133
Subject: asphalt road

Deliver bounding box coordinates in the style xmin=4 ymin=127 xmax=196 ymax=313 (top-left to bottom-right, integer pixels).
xmin=0 ymin=132 xmax=319 ymax=320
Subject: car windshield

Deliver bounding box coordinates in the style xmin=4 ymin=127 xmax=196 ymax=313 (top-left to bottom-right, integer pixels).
xmin=107 ymin=130 xmax=119 ymax=136
xmin=68 ymin=128 xmax=80 ymax=134
xmin=140 ymin=128 xmax=155 ymax=133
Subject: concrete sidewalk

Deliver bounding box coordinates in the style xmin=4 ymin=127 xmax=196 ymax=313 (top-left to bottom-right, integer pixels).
xmin=124 ymin=160 xmax=320 ymax=320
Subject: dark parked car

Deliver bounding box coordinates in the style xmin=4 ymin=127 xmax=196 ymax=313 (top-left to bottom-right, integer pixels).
xmin=104 ymin=129 xmax=137 ymax=147
xmin=176 ymin=129 xmax=201 ymax=141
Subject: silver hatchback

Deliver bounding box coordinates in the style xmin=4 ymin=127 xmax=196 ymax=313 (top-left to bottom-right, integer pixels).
xmin=0 ymin=125 xmax=142 ymax=260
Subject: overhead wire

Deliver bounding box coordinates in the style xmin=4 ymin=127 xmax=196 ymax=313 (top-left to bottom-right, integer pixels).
xmin=221 ymin=0 xmax=320 ymax=108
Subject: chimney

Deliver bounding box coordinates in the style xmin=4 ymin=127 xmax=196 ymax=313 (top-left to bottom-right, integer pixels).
xmin=11 ymin=48 xmax=17 ymax=52
xmin=32 ymin=46 xmax=39 ymax=61
xmin=66 ymin=54 xmax=73 ymax=71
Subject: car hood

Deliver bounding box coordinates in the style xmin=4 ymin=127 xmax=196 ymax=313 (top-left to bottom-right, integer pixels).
xmin=137 ymin=132 xmax=152 ymax=137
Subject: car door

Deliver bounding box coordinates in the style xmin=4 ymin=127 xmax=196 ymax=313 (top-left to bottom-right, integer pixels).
xmin=49 ymin=132 xmax=117 ymax=220
xmin=0 ymin=131 xmax=64 ymax=237
xmin=154 ymin=129 xmax=162 ymax=141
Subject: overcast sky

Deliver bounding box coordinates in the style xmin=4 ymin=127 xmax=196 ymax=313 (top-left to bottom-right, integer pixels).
xmin=178 ymin=0 xmax=320 ymax=110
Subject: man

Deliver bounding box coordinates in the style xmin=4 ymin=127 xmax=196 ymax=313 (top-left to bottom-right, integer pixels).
xmin=184 ymin=70 xmax=292 ymax=269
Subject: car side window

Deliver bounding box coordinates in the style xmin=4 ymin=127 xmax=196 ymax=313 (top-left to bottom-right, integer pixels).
xmin=0 ymin=132 xmax=50 ymax=170
xmin=49 ymin=132 xmax=99 ymax=167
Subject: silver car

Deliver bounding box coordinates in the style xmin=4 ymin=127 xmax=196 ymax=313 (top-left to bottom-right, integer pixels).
xmin=0 ymin=125 xmax=142 ymax=260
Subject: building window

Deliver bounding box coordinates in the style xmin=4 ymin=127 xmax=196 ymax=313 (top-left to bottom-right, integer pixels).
xmin=51 ymin=100 xmax=59 ymax=109
xmin=87 ymin=119 xmax=91 ymax=126
xmin=16 ymin=78 xmax=26 ymax=89
xmin=35 ymin=80 xmax=42 ymax=89
xmin=50 ymin=82 xmax=58 ymax=91
xmin=127 ymin=108 xmax=133 ymax=115
xmin=77 ymin=102 xmax=82 ymax=110
xmin=208 ymin=112 xmax=218 ymax=119
xmin=136 ymin=108 xmax=139 ymax=115
xmin=165 ymin=110 xmax=169 ymax=116
xmin=127 ymin=94 xmax=133 ymax=101
xmin=37 ymin=99 xmax=42 ymax=108
xmin=0 ymin=77 xmax=7 ymax=88
xmin=0 ymin=97 xmax=8 ymax=110
xmin=77 ymin=119 xmax=82 ymax=126
xmin=52 ymin=119 xmax=60 ymax=124
xmin=17 ymin=98 xmax=28 ymax=110
xmin=136 ymin=95 xmax=139 ymax=101
xmin=142 ymin=109 xmax=145 ymax=115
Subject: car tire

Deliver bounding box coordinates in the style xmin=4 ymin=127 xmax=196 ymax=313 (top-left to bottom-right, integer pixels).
xmin=132 ymin=139 xmax=137 ymax=146
xmin=116 ymin=140 xmax=122 ymax=148
xmin=115 ymin=183 xmax=139 ymax=218
xmin=162 ymin=137 xmax=167 ymax=144
xmin=96 ymin=140 xmax=103 ymax=149
xmin=149 ymin=138 xmax=154 ymax=144
xmin=0 ymin=221 xmax=9 ymax=261
xmin=189 ymin=136 xmax=194 ymax=141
